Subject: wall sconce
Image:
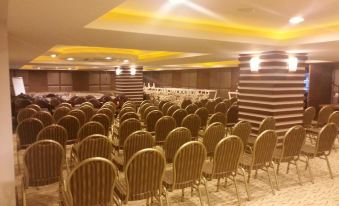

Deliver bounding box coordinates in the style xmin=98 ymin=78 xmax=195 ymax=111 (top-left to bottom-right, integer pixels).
xmin=250 ymin=56 xmax=260 ymax=72
xmin=288 ymin=56 xmax=298 ymax=72
xmin=130 ymin=65 xmax=136 ymax=75
xmin=115 ymin=67 xmax=122 ymax=75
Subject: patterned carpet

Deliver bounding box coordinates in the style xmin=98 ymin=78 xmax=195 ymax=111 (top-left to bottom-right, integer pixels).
xmin=15 ymin=135 xmax=339 ymax=206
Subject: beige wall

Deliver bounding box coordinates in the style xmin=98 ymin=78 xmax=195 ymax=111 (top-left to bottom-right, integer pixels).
xmin=0 ymin=0 xmax=16 ymax=205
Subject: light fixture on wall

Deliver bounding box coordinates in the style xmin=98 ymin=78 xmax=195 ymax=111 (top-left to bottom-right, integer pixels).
xmin=250 ymin=56 xmax=260 ymax=72
xmin=116 ymin=66 xmax=122 ymax=75
xmin=130 ymin=65 xmax=137 ymax=75
xmin=288 ymin=56 xmax=298 ymax=72
xmin=169 ymin=0 xmax=186 ymax=4
xmin=66 ymin=57 xmax=74 ymax=61
xmin=50 ymin=54 xmax=57 ymax=58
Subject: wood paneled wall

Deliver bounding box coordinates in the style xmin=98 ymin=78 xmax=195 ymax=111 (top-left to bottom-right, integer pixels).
xmin=144 ymin=68 xmax=239 ymax=98
xmin=9 ymin=70 xmax=115 ymax=95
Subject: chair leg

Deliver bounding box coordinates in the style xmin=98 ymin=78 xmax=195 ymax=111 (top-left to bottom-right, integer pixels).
xmin=276 ymin=163 xmax=280 ymax=175
xmin=286 ymin=162 xmax=291 ymax=174
xmin=163 ymin=186 xmax=169 ymax=206
xmin=254 ymin=169 xmax=258 ymax=179
xmin=232 ymin=176 xmax=241 ymax=206
xmin=240 ymin=168 xmax=251 ymax=201
xmin=324 ymin=155 xmax=334 ymax=179
xmin=305 ymin=156 xmax=314 ymax=184
xmin=247 ymin=170 xmax=251 ymax=183
xmin=197 ymin=185 xmax=204 ymax=206
xmin=181 ymin=188 xmax=185 ymax=202
xmin=265 ymin=166 xmax=275 ymax=195
xmin=202 ymin=178 xmax=211 ymax=206
xmin=217 ymin=178 xmax=220 ymax=192
xmin=294 ymin=159 xmax=303 ymax=185
xmin=271 ymin=162 xmax=279 ymax=191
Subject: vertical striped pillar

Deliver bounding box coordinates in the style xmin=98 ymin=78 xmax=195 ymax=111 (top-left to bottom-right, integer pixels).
xmin=115 ymin=66 xmax=143 ymax=104
xmin=238 ymin=51 xmax=307 ymax=136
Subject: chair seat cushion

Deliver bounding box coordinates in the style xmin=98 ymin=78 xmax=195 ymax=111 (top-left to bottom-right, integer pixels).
xmin=202 ymin=161 xmax=213 ymax=179
xmin=301 ymin=144 xmax=317 ymax=156
xmin=239 ymin=153 xmax=253 ymax=169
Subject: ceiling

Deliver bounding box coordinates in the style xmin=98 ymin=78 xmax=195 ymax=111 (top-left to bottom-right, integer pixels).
xmin=7 ymin=0 xmax=339 ymax=71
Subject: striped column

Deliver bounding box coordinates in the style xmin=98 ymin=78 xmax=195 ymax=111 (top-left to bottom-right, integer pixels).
xmin=115 ymin=66 xmax=143 ymax=104
xmin=238 ymin=51 xmax=307 ymax=136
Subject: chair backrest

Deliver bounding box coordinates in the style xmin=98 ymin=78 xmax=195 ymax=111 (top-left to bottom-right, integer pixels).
xmin=214 ymin=102 xmax=227 ymax=113
xmin=23 ymin=140 xmax=64 ymax=187
xmin=155 ymin=116 xmax=177 ymax=143
xmin=252 ymin=130 xmax=277 ymax=167
xmin=227 ymin=105 xmax=238 ymax=124
xmin=139 ymin=103 xmax=152 ymax=119
xmin=140 ymin=100 xmax=151 ymax=106
xmin=212 ymin=136 xmax=243 ymax=178
xmin=53 ymin=106 xmax=71 ymax=122
xmin=17 ymin=108 xmax=37 ymax=124
xmin=182 ymin=114 xmax=201 ymax=137
xmin=167 ymin=105 xmax=180 ymax=116
xmin=258 ymin=116 xmax=275 ymax=134
xmin=76 ymin=134 xmax=113 ymax=161
xmin=124 ymin=131 xmax=155 ymax=165
xmin=223 ymin=100 xmax=231 ymax=111
xmin=205 ymin=100 xmax=216 ymax=114
xmin=97 ymin=108 xmax=114 ymax=124
xmin=26 ymin=104 xmax=41 ymax=112
xmin=214 ymin=97 xmax=223 ymax=104
xmin=37 ymin=124 xmax=68 ymax=148
xmin=79 ymin=105 xmax=95 ymax=122
xmin=172 ymin=141 xmax=207 ymax=189
xmin=57 ymin=115 xmax=80 ymax=143
xmin=162 ymin=102 xmax=174 ymax=115
xmin=119 ymin=107 xmax=136 ymax=119
xmin=328 ymin=111 xmax=339 ymax=127
xmin=229 ymin=97 xmax=237 ymax=105
xmin=158 ymin=100 xmax=168 ymax=111
xmin=208 ymin=112 xmax=227 ymax=126
xmin=172 ymin=109 xmax=188 ymax=126
xmin=123 ymin=101 xmax=136 ymax=109
xmin=77 ymin=121 xmax=105 ymax=142
xmin=164 ymin=127 xmax=191 ymax=163
xmin=281 ymin=125 xmax=306 ymax=159
xmin=203 ymin=122 xmax=226 ymax=156
xmin=185 ymin=104 xmax=199 ymax=114
xmin=32 ymin=111 xmax=54 ymax=127
xmin=232 ymin=121 xmax=251 ymax=146
xmin=90 ymin=113 xmax=110 ymax=135
xmin=102 ymin=104 xmax=116 ymax=115
xmin=124 ymin=149 xmax=165 ymax=202
xmin=80 ymin=101 xmax=94 ymax=108
xmin=17 ymin=118 xmax=44 ymax=148
xmin=66 ymin=157 xmax=118 ymax=206
xmin=200 ymin=99 xmax=208 ymax=106
xmin=57 ymin=102 xmax=72 ymax=110
xmin=195 ymin=107 xmax=209 ymax=128
xmin=118 ymin=118 xmax=142 ymax=147
xmin=317 ymin=106 xmax=334 ymax=126
xmin=120 ymin=112 xmax=139 ymax=124
xmin=303 ymin=106 xmax=316 ymax=127
xmin=143 ymin=106 xmax=158 ymax=121
xmin=181 ymin=99 xmax=192 ymax=109
xmin=68 ymin=109 xmax=86 ymax=127
xmin=316 ymin=123 xmax=338 ymax=154
xmin=146 ymin=110 xmax=163 ymax=132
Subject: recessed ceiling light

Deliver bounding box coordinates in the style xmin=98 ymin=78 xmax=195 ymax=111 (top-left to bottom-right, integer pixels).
xmin=169 ymin=0 xmax=186 ymax=4
xmin=289 ymin=16 xmax=304 ymax=25
xmin=123 ymin=59 xmax=129 ymax=63
xmin=105 ymin=57 xmax=112 ymax=60
xmin=68 ymin=67 xmax=72 ymax=70
xmin=66 ymin=57 xmax=74 ymax=61
xmin=37 ymin=67 xmax=41 ymax=70
xmin=50 ymin=54 xmax=57 ymax=58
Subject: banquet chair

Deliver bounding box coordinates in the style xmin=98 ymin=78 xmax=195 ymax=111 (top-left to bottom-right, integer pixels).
xmin=113 ymin=131 xmax=155 ymax=171
xmin=226 ymin=105 xmax=239 ymax=131
xmin=172 ymin=109 xmax=188 ymax=126
xmin=182 ymin=114 xmax=201 ymax=140
xmin=77 ymin=121 xmax=105 ymax=142
xmin=79 ymin=105 xmax=95 ymax=122
xmin=232 ymin=121 xmax=252 ymax=146
xmin=303 ymin=106 xmax=316 ymax=129
xmin=240 ymin=130 xmax=278 ymax=195
xmin=214 ymin=97 xmax=223 ymax=104
xmin=37 ymin=124 xmax=68 ymax=149
xmin=205 ymin=100 xmax=216 ymax=115
xmin=146 ymin=110 xmax=163 ymax=132
xmin=17 ymin=118 xmax=44 ymax=149
xmin=229 ymin=97 xmax=238 ymax=105
xmin=273 ymin=125 xmax=306 ymax=186
xmin=115 ymin=148 xmax=167 ymax=205
xmin=158 ymin=100 xmax=168 ymax=111
xmin=248 ymin=116 xmax=275 ymax=145
xmin=162 ymin=102 xmax=174 ymax=115
xmin=53 ymin=106 xmax=71 ymax=122
xmin=185 ymin=103 xmax=198 ymax=114
xmin=62 ymin=157 xmax=119 ymax=206
xmin=22 ymin=140 xmax=64 ymax=206
xmin=97 ymin=107 xmax=114 ymax=125
xmin=68 ymin=109 xmax=86 ymax=127
xmin=301 ymin=123 xmax=337 ymax=183
xmin=154 ymin=116 xmax=177 ymax=145
xmin=195 ymin=107 xmax=209 ymax=129
xmin=163 ymin=127 xmax=191 ymax=163
xmin=80 ymin=101 xmax=93 ymax=108
xmin=167 ymin=105 xmax=180 ymax=116
xmin=140 ymin=100 xmax=151 ymax=106
xmin=17 ymin=108 xmax=37 ymax=124
xmin=138 ymin=103 xmax=152 ymax=120
xmin=214 ymin=102 xmax=227 ymax=113
xmin=113 ymin=118 xmax=142 ymax=149
xmin=207 ymin=112 xmax=227 ymax=126
xmin=26 ymin=104 xmax=41 ymax=112
xmin=102 ymin=104 xmax=116 ymax=116
xmin=143 ymin=106 xmax=158 ymax=121
xmin=202 ymin=136 xmax=250 ymax=203
xmin=163 ymin=141 xmax=210 ymax=206
xmin=57 ymin=102 xmax=72 ymax=110
xmin=32 ymin=111 xmax=54 ymax=127
xmin=202 ymin=122 xmax=226 ymax=157
xmin=57 ymin=115 xmax=80 ymax=144
xmin=91 ymin=113 xmax=111 ymax=136
xmin=181 ymin=99 xmax=192 ymax=109
xmin=313 ymin=105 xmax=334 ymax=127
